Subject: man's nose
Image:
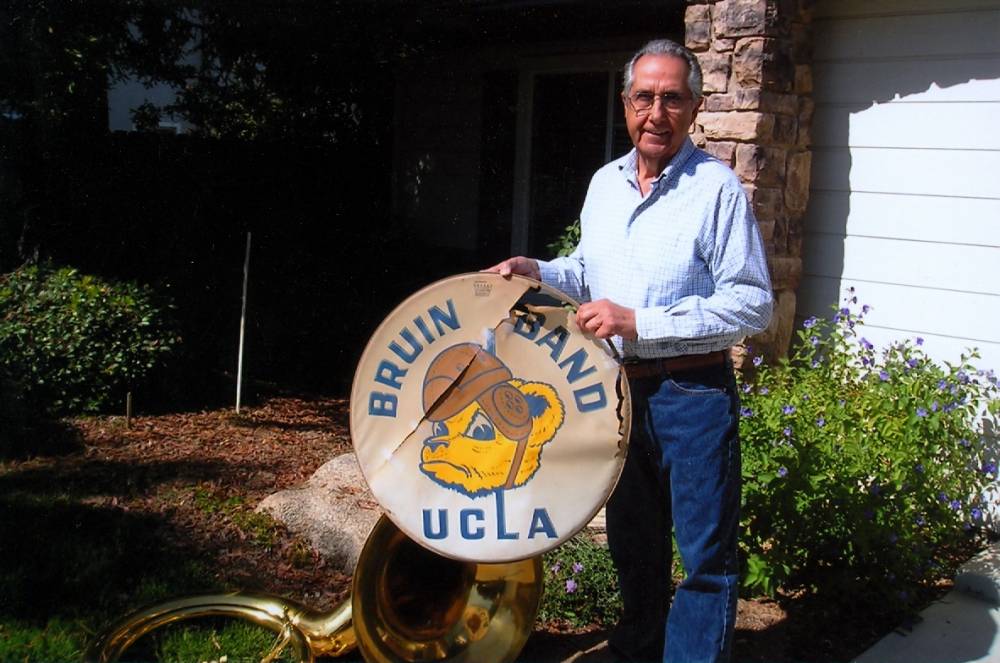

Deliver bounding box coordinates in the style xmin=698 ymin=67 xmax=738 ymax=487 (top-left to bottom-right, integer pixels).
xmin=647 ymin=97 xmax=670 ymax=121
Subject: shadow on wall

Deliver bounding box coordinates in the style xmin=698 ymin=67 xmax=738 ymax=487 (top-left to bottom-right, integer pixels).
xmin=803 ymin=11 xmax=1000 ymax=318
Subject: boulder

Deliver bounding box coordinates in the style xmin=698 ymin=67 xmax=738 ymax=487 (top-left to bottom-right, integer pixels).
xmin=258 ymin=452 xmax=380 ymax=573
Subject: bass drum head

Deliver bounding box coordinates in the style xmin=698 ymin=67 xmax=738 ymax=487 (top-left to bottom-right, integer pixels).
xmin=350 ymin=273 xmax=630 ymax=563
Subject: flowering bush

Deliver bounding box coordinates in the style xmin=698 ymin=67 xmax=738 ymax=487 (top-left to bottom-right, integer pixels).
xmin=538 ymin=533 xmax=621 ymax=628
xmin=739 ymin=290 xmax=999 ymax=605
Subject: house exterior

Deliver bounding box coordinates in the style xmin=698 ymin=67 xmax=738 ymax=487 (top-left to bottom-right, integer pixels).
xmin=390 ymin=0 xmax=1000 ymax=372
xmin=798 ymin=0 xmax=1000 ymax=372
xmin=103 ymin=0 xmax=999 ymax=370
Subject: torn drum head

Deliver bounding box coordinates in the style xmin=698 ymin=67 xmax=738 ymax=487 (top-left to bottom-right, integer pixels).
xmin=349 ymin=273 xmax=631 ymax=563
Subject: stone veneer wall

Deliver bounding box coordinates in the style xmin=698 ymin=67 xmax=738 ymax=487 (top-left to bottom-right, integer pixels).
xmin=686 ymin=0 xmax=813 ymax=361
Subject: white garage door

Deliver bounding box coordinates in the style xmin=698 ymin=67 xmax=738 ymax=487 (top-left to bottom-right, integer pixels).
xmin=800 ymin=0 xmax=1000 ymax=373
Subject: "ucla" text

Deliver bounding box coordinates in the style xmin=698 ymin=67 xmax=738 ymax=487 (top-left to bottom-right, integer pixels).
xmin=422 ymin=491 xmax=558 ymax=541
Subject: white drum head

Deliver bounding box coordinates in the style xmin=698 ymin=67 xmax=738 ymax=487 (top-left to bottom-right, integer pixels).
xmin=350 ymin=273 xmax=630 ymax=562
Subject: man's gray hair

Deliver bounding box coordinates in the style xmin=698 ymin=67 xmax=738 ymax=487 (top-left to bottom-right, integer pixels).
xmin=623 ymin=39 xmax=703 ymax=101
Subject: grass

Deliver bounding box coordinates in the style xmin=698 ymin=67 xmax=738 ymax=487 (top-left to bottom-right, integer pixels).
xmin=154 ymin=620 xmax=296 ymax=663
xmin=0 ymin=618 xmax=85 ymax=662
xmin=0 ymin=484 xmax=293 ymax=663
xmin=190 ymin=486 xmax=283 ymax=548
xmin=0 ymin=477 xmax=282 ymax=661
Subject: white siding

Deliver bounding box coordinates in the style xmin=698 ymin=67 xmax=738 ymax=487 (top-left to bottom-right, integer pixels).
xmin=800 ymin=0 xmax=1000 ymax=373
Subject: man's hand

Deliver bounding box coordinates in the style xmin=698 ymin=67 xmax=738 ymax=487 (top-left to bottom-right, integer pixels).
xmin=577 ymin=299 xmax=637 ymax=340
xmin=484 ymin=256 xmax=540 ymax=281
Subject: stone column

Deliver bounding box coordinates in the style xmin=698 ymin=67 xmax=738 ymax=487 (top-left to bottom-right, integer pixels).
xmin=686 ymin=0 xmax=813 ymax=362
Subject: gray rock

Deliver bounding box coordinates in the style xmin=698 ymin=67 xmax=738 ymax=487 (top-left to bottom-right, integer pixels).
xmin=258 ymin=452 xmax=380 ymax=573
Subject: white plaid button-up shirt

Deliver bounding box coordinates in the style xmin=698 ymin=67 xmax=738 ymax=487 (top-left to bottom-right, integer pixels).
xmin=537 ymin=137 xmax=773 ymax=359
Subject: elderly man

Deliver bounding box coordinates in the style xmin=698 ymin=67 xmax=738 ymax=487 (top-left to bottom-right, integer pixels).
xmin=488 ymin=39 xmax=772 ymax=663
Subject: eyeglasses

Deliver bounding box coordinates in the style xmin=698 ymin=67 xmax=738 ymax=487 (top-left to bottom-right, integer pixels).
xmin=624 ymin=91 xmax=693 ymax=115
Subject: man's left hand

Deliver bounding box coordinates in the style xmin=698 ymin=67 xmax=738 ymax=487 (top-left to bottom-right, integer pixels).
xmin=577 ymin=299 xmax=637 ymax=340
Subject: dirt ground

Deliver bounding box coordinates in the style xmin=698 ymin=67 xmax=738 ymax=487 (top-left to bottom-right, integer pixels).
xmin=0 ymin=395 xmax=956 ymax=662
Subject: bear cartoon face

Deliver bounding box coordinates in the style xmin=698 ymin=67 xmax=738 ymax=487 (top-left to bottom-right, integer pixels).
xmin=420 ymin=379 xmax=565 ymax=497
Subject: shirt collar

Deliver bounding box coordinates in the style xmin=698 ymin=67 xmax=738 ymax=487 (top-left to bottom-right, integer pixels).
xmin=617 ymin=136 xmax=697 ymax=190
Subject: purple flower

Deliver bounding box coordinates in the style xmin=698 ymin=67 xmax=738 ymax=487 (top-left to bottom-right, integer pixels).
xmin=916 ymin=408 xmax=928 ymax=418
xmin=753 ymin=356 xmax=763 ymax=367
xmin=803 ymin=316 xmax=818 ymax=329
xmin=915 ymin=463 xmax=924 ymax=474
xmin=565 ymin=579 xmax=578 ymax=593
xmin=982 ymin=462 xmax=997 ymax=475
xmin=937 ymin=380 xmax=948 ymax=390
xmin=572 ymin=562 xmax=584 ymax=574
xmin=816 ymin=416 xmax=826 ymax=427
xmin=783 ymin=404 xmax=796 ymax=415
xmin=860 ymin=337 xmax=874 ymax=351
xmin=972 ymin=508 xmax=983 ymax=521
xmin=916 ymin=337 xmax=924 ymax=346
xmin=931 ymin=401 xmax=939 ymax=412
xmin=915 ymin=516 xmax=926 ymax=526
xmin=840 ymin=307 xmax=851 ymax=316
xmin=960 ymin=438 xmax=971 ymax=448
xmin=740 ymin=407 xmax=753 ymax=418
xmin=861 ymin=357 xmax=871 ymax=367
xmin=759 ymin=386 xmax=769 ymax=395
xmin=879 ymin=370 xmax=890 ymax=382
xmin=550 ymin=562 xmax=561 ymax=574
xmin=783 ymin=427 xmax=792 ymax=437
xmin=938 ymin=492 xmax=948 ymax=503
xmin=810 ymin=337 xmax=820 ymax=347
xmin=742 ymin=383 xmax=752 ymax=393
xmin=950 ymin=499 xmax=962 ymax=511
xmin=777 ymin=466 xmax=788 ymax=478
xmin=862 ymin=304 xmax=871 ymax=314
xmin=908 ymin=358 xmax=919 ymax=368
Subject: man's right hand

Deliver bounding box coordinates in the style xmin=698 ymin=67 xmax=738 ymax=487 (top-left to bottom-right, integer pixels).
xmin=484 ymin=256 xmax=540 ymax=281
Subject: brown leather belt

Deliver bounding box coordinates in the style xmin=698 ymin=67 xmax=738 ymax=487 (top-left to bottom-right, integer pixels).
xmin=622 ymin=350 xmax=728 ymax=379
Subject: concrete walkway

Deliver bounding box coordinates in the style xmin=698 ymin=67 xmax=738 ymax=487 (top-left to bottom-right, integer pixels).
xmin=853 ymin=542 xmax=1000 ymax=663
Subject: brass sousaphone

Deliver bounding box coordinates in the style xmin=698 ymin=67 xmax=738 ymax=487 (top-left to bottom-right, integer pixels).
xmin=88 ymin=274 xmax=630 ymax=663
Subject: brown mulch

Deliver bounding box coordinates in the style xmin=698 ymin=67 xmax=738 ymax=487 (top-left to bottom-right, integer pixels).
xmin=0 ymin=395 xmax=963 ymax=662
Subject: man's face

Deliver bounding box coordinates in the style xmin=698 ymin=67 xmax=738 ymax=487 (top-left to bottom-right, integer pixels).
xmin=623 ymin=54 xmax=699 ymax=170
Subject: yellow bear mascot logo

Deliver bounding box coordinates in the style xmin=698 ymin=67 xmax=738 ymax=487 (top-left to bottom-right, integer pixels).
xmin=420 ymin=343 xmax=565 ymax=497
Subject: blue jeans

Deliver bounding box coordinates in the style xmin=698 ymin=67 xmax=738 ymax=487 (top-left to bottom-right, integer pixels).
xmin=606 ymin=363 xmax=741 ymax=663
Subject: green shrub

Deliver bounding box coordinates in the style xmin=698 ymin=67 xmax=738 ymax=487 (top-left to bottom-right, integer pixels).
xmin=546 ymin=219 xmax=581 ymax=258
xmin=0 ymin=264 xmax=180 ymax=415
xmin=739 ymin=289 xmax=999 ymax=607
xmin=538 ymin=533 xmax=621 ymax=628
